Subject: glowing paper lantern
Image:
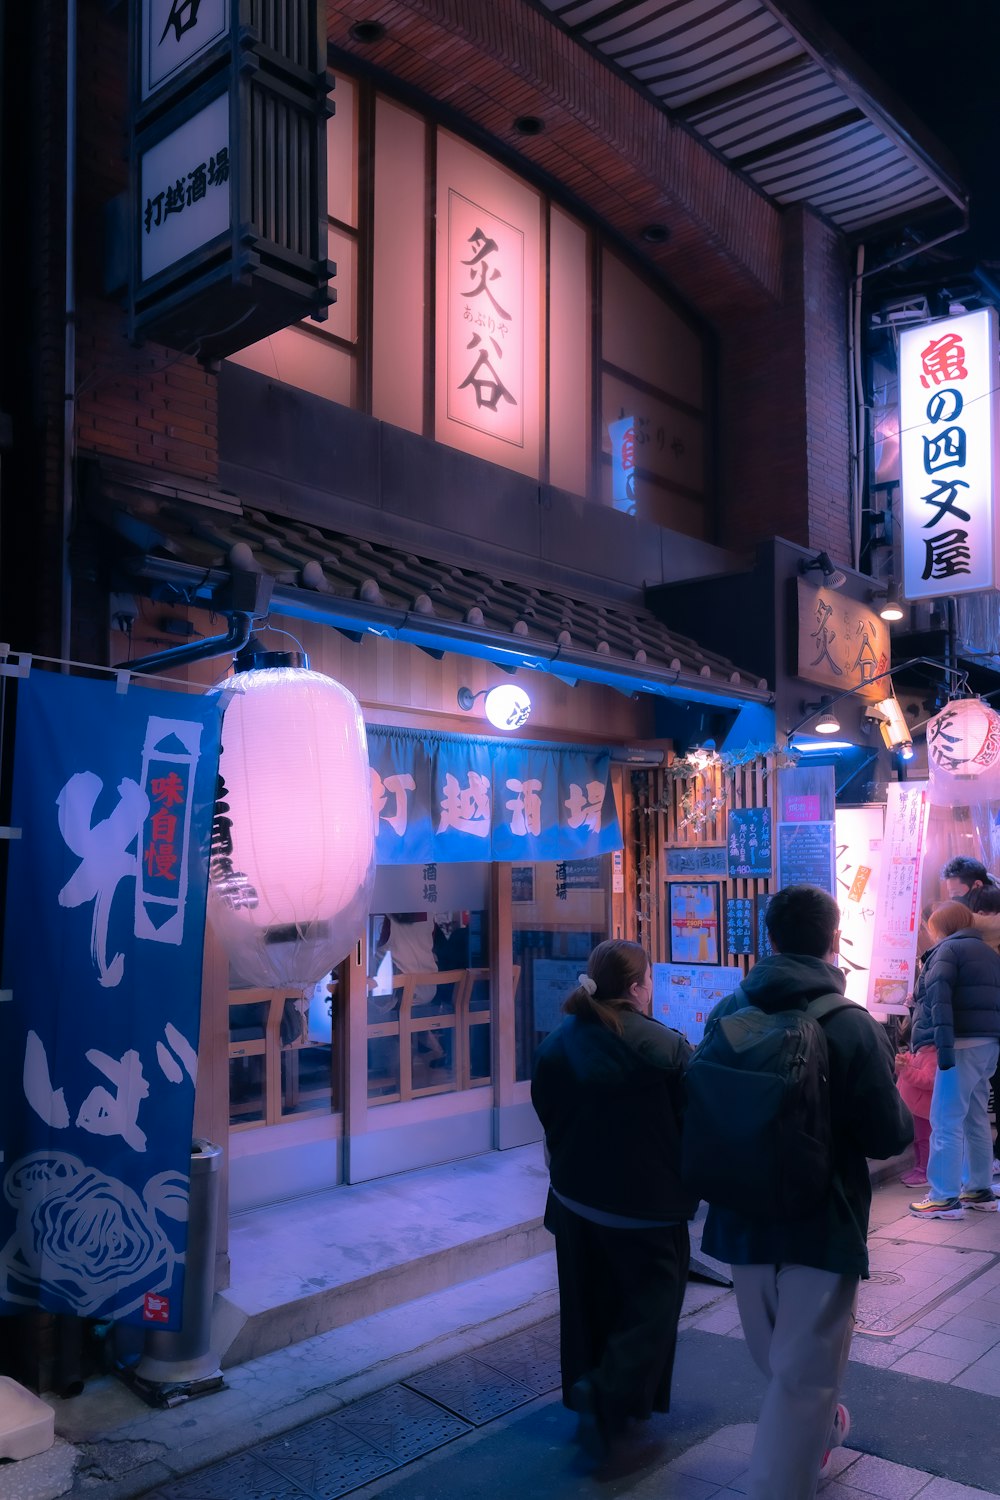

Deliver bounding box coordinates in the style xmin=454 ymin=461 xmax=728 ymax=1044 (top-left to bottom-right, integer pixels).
xmin=483 ymin=684 xmax=531 ymax=731
xmin=927 ymin=697 xmax=1000 ymax=807
xmin=208 ymin=654 xmax=375 ymax=987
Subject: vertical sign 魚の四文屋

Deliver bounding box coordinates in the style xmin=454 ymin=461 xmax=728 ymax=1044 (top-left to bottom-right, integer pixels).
xmin=899 ymin=308 xmax=1000 ymax=599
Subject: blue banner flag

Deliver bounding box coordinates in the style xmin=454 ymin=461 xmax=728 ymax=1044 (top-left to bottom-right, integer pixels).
xmin=0 ymin=672 xmax=221 ymax=1328
xmin=368 ymin=728 xmax=622 ymax=864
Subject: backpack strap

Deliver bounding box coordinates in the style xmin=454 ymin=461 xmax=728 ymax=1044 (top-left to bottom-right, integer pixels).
xmin=805 ymin=993 xmax=856 ymax=1026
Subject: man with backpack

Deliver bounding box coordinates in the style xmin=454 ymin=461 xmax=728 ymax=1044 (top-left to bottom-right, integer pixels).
xmin=686 ymin=884 xmax=912 ymax=1500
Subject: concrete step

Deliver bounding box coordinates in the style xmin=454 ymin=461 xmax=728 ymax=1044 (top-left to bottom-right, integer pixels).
xmin=213 ymin=1143 xmax=552 ymax=1367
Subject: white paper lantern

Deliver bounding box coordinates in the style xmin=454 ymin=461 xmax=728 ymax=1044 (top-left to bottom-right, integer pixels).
xmin=208 ymin=655 xmax=376 ymax=987
xmin=484 ymin=684 xmax=531 ymax=730
xmin=927 ymin=697 xmax=1000 ymax=807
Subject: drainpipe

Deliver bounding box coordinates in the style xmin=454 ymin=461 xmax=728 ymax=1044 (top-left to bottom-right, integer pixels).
xmin=61 ymin=0 xmax=77 ymax=665
xmin=126 ymin=612 xmax=256 ymax=675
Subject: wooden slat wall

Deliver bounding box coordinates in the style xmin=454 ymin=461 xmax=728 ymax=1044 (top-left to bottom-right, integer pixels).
xmin=628 ymin=756 xmax=776 ymax=974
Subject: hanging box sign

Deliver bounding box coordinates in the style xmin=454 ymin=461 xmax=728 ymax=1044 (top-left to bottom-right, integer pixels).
xmin=129 ymin=0 xmax=334 ymax=358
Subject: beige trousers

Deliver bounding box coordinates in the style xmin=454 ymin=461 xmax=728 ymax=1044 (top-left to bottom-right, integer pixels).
xmin=732 ymin=1263 xmax=859 ymax=1500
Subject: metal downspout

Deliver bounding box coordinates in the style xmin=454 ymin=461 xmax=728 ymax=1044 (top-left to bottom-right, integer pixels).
xmin=61 ymin=0 xmax=77 ymax=665
xmin=125 ymin=613 xmax=256 ymax=675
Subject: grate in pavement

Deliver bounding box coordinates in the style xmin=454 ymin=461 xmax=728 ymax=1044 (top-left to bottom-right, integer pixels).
xmin=473 ymin=1316 xmax=562 ymax=1395
xmin=404 ymin=1352 xmax=537 ymax=1424
xmin=330 ymin=1383 xmax=472 ymax=1463
xmin=254 ymin=1420 xmax=399 ymax=1498
xmin=143 ymin=1449 xmax=314 ymax=1498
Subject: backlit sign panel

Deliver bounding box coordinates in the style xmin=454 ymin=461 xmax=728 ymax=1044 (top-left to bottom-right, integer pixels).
xmin=899 ymin=309 xmax=1000 ymax=600
xmin=141 ymin=0 xmax=230 ymax=101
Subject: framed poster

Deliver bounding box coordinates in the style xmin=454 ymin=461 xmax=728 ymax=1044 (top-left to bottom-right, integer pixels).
xmin=652 ymin=963 xmax=743 ymax=1046
xmin=668 ymin=882 xmax=721 ymax=965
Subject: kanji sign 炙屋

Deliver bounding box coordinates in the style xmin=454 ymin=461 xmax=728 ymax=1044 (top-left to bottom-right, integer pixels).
xmin=899 ymin=309 xmax=1000 ymax=600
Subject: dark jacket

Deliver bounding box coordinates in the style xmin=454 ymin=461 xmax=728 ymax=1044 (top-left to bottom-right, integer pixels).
xmin=910 ymin=928 xmax=1000 ymax=1070
xmin=531 ymin=1008 xmax=697 ymax=1222
xmin=700 ymin=953 xmax=913 ymax=1279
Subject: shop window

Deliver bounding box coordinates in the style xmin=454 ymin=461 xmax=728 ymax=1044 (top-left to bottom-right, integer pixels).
xmin=228 ymin=975 xmax=339 ymax=1129
xmin=365 ymin=863 xmax=493 ymax=1104
xmin=512 ymin=857 xmax=610 ymax=1081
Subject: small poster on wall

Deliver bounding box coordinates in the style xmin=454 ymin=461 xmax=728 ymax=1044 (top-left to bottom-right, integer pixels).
xmin=652 ymin=963 xmax=743 ymax=1045
xmin=668 ymin=882 xmax=721 ymax=965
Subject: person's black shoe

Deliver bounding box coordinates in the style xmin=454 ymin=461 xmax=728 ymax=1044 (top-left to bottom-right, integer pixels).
xmin=568 ymin=1378 xmax=610 ymax=1462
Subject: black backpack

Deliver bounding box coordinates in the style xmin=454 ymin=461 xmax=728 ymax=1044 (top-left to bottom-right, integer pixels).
xmin=681 ymin=993 xmax=853 ymax=1220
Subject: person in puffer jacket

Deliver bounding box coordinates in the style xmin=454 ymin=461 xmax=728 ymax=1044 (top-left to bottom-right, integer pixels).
xmin=908 ymin=900 xmax=1000 ymax=1219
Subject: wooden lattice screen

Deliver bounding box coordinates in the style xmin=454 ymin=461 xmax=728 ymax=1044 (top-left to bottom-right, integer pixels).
xmin=628 ymin=757 xmax=777 ymax=975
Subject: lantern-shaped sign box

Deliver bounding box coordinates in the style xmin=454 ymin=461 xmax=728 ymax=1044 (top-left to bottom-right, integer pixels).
xmin=208 ymin=652 xmax=376 ymax=987
xmin=927 ymin=697 xmax=1000 ymax=807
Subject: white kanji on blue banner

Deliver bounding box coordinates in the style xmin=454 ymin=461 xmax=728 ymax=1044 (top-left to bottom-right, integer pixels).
xmin=0 ymin=673 xmax=221 ymax=1328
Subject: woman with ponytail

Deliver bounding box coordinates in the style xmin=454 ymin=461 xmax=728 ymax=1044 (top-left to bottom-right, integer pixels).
xmin=531 ymin=939 xmax=696 ymax=1461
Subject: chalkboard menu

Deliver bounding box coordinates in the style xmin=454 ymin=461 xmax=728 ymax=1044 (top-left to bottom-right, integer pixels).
xmin=726 ymin=897 xmax=754 ymax=954
xmin=776 ymin=821 xmax=835 ymax=894
xmin=665 ymin=846 xmax=728 ymax=877
xmin=727 ymin=807 xmax=772 ymax=877
xmin=757 ymin=895 xmax=773 ymax=959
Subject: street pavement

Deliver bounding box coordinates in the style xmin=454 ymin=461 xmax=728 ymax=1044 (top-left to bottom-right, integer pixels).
xmin=6 ymin=1176 xmax=1000 ymax=1499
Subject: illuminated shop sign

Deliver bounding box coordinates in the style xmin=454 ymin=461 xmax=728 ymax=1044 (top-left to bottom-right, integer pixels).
xmin=899 ymin=309 xmax=1000 ymax=599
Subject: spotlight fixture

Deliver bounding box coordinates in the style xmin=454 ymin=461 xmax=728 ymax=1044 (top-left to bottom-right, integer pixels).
xmin=864 ymin=695 xmax=913 ymax=757
xmin=802 ymin=698 xmax=841 ymax=735
xmin=513 ymin=114 xmax=545 ymax=136
xmin=458 ymin=683 xmax=532 ymax=731
xmin=640 ymin=223 xmax=670 ymax=245
xmin=869 ymin=579 xmax=905 ymax=622
xmin=799 ymin=551 xmax=847 ymax=590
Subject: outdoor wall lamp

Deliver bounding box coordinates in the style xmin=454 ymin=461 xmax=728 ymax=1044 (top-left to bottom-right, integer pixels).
xmin=458 ymin=683 xmax=532 ymax=730
xmin=869 ymin=579 xmax=905 ymax=622
xmin=802 ymin=698 xmax=841 ymax=734
xmin=799 ymin=551 xmax=847 ymax=589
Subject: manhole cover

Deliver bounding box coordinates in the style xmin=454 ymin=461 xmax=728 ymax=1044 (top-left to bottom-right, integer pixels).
xmin=856 ymin=1247 xmax=998 ymax=1337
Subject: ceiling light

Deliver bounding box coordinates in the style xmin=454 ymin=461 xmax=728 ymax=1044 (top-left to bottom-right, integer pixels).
xmin=349 ymin=20 xmax=387 ymax=43
xmin=640 ymin=223 xmax=670 ymax=245
xmin=513 ymin=115 xmax=545 ymax=136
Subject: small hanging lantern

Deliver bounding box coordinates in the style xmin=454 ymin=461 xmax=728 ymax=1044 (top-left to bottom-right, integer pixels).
xmin=927 ymin=697 xmax=1000 ymax=806
xmin=208 ymin=646 xmax=375 ymax=987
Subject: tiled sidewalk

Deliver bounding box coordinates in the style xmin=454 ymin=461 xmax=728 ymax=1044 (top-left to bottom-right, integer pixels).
xmin=690 ymin=1179 xmax=1000 ymax=1399
xmin=647 ymin=1424 xmax=1000 ymax=1499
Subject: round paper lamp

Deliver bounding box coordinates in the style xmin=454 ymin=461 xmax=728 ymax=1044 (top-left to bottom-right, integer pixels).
xmin=208 ymin=652 xmax=376 ymax=987
xmin=483 ymin=684 xmax=531 ymax=730
xmin=927 ymin=697 xmax=1000 ymax=807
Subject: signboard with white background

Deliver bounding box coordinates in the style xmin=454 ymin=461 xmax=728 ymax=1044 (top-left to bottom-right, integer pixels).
xmin=899 ymin=308 xmax=1000 ymax=600
xmin=141 ymin=0 xmax=230 ymax=101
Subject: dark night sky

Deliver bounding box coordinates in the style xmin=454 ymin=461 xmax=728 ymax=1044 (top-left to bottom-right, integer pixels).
xmin=808 ymin=0 xmax=1000 ymax=263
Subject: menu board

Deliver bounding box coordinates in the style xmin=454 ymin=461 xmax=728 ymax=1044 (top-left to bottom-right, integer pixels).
xmin=777 ymin=820 xmax=835 ymax=893
xmin=727 ymin=808 xmax=772 ymax=877
xmin=725 ymin=897 xmax=754 ymax=954
xmin=652 ymin=963 xmax=744 ymax=1046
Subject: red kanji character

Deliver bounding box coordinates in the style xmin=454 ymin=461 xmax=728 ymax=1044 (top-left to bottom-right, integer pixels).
xmin=145 ymin=842 xmax=179 ymax=880
xmin=149 ymin=809 xmax=177 ymax=843
xmin=150 ymin=771 xmax=185 ymax=808
xmin=918 ymin=333 xmax=968 ymax=389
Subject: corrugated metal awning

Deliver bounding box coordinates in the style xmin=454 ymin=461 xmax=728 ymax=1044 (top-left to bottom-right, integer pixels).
xmin=536 ymin=0 xmax=965 ymax=235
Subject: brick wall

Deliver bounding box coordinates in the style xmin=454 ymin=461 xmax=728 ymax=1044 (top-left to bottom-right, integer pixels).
xmin=716 ymin=207 xmax=852 ymax=563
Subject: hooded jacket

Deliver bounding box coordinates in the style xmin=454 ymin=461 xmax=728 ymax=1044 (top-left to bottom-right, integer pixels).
xmin=531 ymin=1008 xmax=697 ymax=1223
xmin=910 ymin=928 xmax=1000 ymax=1069
xmin=700 ymin=953 xmax=913 ymax=1279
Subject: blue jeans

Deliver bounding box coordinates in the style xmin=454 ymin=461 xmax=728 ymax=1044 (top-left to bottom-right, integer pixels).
xmin=927 ymin=1040 xmax=1000 ymax=1201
